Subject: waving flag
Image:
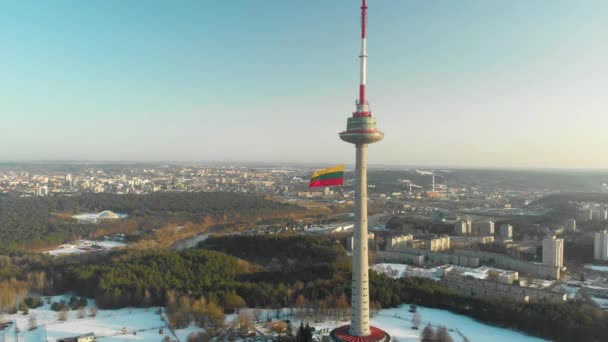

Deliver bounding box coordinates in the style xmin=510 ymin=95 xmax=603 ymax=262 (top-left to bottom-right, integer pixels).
xmin=309 ymin=164 xmax=345 ymax=187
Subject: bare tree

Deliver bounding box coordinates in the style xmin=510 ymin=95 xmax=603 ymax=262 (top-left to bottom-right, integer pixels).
xmin=89 ymin=306 xmax=98 ymax=317
xmin=412 ymin=312 xmax=421 ymax=330
xmin=238 ymin=310 xmax=252 ymax=335
xmin=28 ymin=314 xmax=37 ymax=330
xmin=253 ymin=307 xmax=262 ymax=322
xmin=436 ymin=325 xmax=454 ymax=342
xmin=77 ymin=307 xmax=86 ymax=319
xmin=58 ymin=308 xmax=68 ymax=321
xmin=270 ymin=321 xmax=288 ymax=336
xmin=421 ymin=324 xmax=435 ymax=342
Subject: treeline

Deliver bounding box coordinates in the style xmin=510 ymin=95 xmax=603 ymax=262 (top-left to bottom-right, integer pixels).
xmin=0 ymin=192 xmax=303 ymax=251
xmin=535 ymin=192 xmax=608 ymax=207
xmin=55 ymin=249 xmax=256 ymax=308
xmin=50 ymin=236 xmax=351 ymax=310
xmin=200 ymin=235 xmax=347 ymax=266
xmin=0 ymin=254 xmax=48 ymax=310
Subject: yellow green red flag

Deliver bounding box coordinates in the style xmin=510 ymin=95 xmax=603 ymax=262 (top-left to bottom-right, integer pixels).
xmin=309 ymin=164 xmax=345 ymax=187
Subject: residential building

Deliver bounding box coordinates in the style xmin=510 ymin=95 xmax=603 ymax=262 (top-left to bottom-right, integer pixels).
xmin=500 ymin=224 xmax=513 ymax=240
xmin=426 ymin=236 xmax=450 ymax=251
xmin=347 ymin=233 xmax=375 ymax=251
xmin=479 ymin=221 xmax=495 ymax=235
xmin=442 ymin=267 xmax=566 ymax=303
xmin=566 ymin=219 xmax=576 ymax=232
xmin=594 ymin=230 xmax=608 ymax=261
xmin=454 ymin=221 xmax=468 ymax=235
xmin=386 ymin=234 xmax=413 ymax=250
xmin=450 ymin=235 xmax=494 ymax=248
xmin=542 ymin=236 xmax=564 ymax=268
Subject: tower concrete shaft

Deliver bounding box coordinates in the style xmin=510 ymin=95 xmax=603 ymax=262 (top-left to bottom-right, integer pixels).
xmin=351 ymin=143 xmax=370 ymax=335
xmin=336 ymin=0 xmax=384 ymax=338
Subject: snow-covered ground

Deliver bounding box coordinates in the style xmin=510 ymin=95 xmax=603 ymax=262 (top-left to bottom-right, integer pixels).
xmin=519 ymin=278 xmax=555 ymax=289
xmin=0 ymin=297 xmax=550 ymax=342
xmin=559 ymin=284 xmax=580 ymax=300
xmin=72 ymin=212 xmax=128 ymax=223
xmin=585 ymin=264 xmax=608 ymax=272
xmin=372 ymin=304 xmax=549 ymax=342
xmin=0 ymin=295 xmax=172 ymax=342
xmin=47 ymin=239 xmax=128 ymax=256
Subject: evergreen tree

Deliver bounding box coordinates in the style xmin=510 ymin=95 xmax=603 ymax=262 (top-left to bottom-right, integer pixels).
xmin=296 ymin=322 xmax=313 ymax=342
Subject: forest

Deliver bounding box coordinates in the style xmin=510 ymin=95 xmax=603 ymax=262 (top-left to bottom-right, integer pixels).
xmin=25 ymin=235 xmax=608 ymax=341
xmin=0 ymin=192 xmax=304 ymax=252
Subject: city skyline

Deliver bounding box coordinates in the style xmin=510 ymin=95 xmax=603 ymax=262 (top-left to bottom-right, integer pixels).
xmin=2 ymin=0 xmax=608 ymax=168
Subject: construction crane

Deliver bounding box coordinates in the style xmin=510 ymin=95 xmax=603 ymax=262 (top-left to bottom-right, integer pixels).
xmin=432 ymin=173 xmax=447 ymax=192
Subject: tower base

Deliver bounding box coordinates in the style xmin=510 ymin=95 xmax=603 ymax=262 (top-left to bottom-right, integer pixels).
xmin=329 ymin=325 xmax=390 ymax=342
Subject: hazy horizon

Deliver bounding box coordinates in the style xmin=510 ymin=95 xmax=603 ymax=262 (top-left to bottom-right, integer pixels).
xmin=2 ymin=0 xmax=607 ymax=168
xmin=2 ymin=158 xmax=608 ymax=173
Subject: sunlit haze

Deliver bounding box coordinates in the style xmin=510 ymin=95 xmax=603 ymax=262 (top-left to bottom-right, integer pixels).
xmin=1 ymin=0 xmax=607 ymax=168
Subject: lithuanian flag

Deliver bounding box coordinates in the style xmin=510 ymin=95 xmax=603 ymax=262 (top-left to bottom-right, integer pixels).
xmin=309 ymin=164 xmax=345 ymax=188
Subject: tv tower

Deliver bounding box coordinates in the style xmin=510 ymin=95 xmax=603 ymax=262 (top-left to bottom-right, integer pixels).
xmin=331 ymin=1 xmax=389 ymax=341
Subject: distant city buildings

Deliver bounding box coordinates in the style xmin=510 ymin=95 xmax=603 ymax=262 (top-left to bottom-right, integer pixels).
xmin=65 ymin=173 xmax=73 ymax=188
xmin=566 ymin=219 xmax=576 ymax=232
xmin=450 ymin=235 xmax=494 ymax=249
xmin=386 ymin=235 xmax=413 ymax=250
xmin=589 ymin=207 xmax=608 ymax=221
xmin=594 ymin=230 xmax=608 ymax=261
xmin=542 ymin=236 xmax=564 ymax=268
xmin=426 ymin=236 xmax=451 ymax=252
xmin=500 ymin=224 xmax=513 ymax=240
xmin=347 ymin=233 xmax=375 ymax=251
xmin=478 ymin=221 xmax=495 ymax=236
xmin=454 ymin=221 xmax=472 ymax=235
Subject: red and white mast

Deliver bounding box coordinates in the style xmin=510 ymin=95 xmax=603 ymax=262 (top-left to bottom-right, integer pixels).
xmin=357 ymin=0 xmax=370 ymax=116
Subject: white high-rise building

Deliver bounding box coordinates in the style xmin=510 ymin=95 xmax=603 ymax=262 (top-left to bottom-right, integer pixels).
xmin=454 ymin=221 xmax=468 ymax=235
xmin=500 ymin=224 xmax=513 ymax=240
xmin=594 ymin=230 xmax=608 ymax=261
xmin=600 ymin=209 xmax=608 ymax=221
xmin=479 ymin=221 xmax=495 ymax=235
xmin=566 ymin=219 xmax=576 ymax=232
xmin=426 ymin=236 xmax=450 ymax=251
xmin=38 ymin=186 xmax=48 ymax=197
xmin=386 ymin=234 xmax=413 ymax=250
xmin=542 ymin=236 xmax=564 ymax=268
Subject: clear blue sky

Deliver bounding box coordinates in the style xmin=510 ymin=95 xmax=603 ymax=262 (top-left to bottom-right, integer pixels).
xmin=1 ymin=0 xmax=607 ymax=168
